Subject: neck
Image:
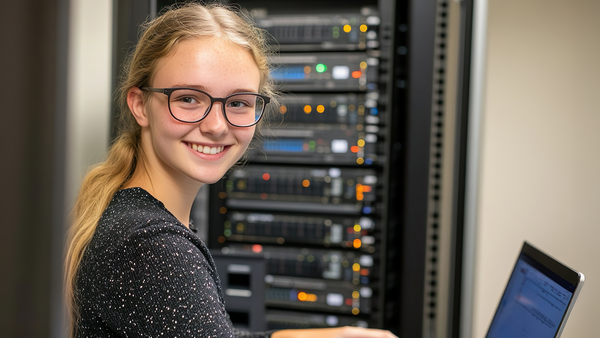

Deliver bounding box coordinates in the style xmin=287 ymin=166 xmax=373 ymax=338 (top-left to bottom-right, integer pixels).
xmin=124 ymin=162 xmax=202 ymax=228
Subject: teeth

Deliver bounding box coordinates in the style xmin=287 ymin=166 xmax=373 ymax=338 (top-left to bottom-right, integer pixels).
xmin=188 ymin=143 xmax=224 ymax=155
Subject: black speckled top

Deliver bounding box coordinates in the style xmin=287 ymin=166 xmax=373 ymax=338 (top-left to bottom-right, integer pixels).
xmin=75 ymin=187 xmax=274 ymax=338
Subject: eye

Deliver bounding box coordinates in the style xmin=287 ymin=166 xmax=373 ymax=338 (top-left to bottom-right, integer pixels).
xmin=228 ymin=100 xmax=249 ymax=108
xmin=170 ymin=89 xmax=209 ymax=108
xmin=177 ymin=96 xmax=199 ymax=105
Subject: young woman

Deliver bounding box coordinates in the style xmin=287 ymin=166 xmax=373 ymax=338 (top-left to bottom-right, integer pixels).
xmin=66 ymin=3 xmax=396 ymax=338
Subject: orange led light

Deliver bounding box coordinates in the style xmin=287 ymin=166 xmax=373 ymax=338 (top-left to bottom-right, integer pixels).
xmin=350 ymin=146 xmax=359 ymax=153
xmin=219 ymin=207 xmax=227 ymax=214
xmin=353 ymin=239 xmax=362 ymax=248
xmin=297 ymin=292 xmax=317 ymax=302
xmin=262 ymin=173 xmax=270 ymax=181
xmin=362 ymin=185 xmax=372 ymax=193
xmin=316 ymin=105 xmax=325 ymax=113
xmin=304 ymin=65 xmax=311 ymax=73
xmin=304 ymin=105 xmax=312 ymax=114
xmin=279 ymin=105 xmax=287 ymax=114
xmin=298 ymin=292 xmax=308 ymax=301
xmin=360 ymin=268 xmax=369 ymax=276
xmin=356 ymin=184 xmax=364 ymax=201
xmin=302 ymin=179 xmax=310 ymax=188
xmin=351 ymin=70 xmax=362 ymax=79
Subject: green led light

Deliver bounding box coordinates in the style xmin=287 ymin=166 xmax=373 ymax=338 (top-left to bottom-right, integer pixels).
xmin=315 ymin=64 xmax=327 ymax=73
xmin=332 ymin=26 xmax=340 ymax=39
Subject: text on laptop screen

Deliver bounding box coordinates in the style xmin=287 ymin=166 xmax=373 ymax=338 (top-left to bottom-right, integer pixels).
xmin=486 ymin=253 xmax=576 ymax=338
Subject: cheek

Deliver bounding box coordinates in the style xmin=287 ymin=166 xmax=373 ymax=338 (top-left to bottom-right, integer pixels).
xmin=238 ymin=127 xmax=256 ymax=147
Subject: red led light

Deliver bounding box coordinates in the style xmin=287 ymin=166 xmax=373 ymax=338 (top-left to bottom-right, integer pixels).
xmin=351 ymin=70 xmax=362 ymax=79
xmin=351 ymin=146 xmax=359 ymax=153
xmin=262 ymin=173 xmax=270 ymax=180
xmin=252 ymin=244 xmax=263 ymax=253
xmin=345 ymin=298 xmax=353 ymax=306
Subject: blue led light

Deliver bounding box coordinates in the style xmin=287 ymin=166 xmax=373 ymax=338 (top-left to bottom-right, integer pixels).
xmin=271 ymin=66 xmax=306 ymax=80
xmin=362 ymin=206 xmax=372 ymax=214
xmin=370 ymin=108 xmax=379 ymax=115
xmin=290 ymin=289 xmax=298 ymax=301
xmin=365 ymin=158 xmax=373 ymax=165
xmin=264 ymin=140 xmax=304 ymax=152
xmin=361 ymin=276 xmax=370 ymax=284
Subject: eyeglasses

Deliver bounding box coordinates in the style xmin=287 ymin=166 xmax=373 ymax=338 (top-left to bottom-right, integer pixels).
xmin=140 ymin=87 xmax=270 ymax=127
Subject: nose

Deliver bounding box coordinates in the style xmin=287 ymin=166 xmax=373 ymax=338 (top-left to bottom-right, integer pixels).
xmin=199 ymin=102 xmax=229 ymax=136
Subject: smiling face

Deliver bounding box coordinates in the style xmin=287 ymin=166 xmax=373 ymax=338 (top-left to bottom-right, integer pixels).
xmin=128 ymin=37 xmax=261 ymax=189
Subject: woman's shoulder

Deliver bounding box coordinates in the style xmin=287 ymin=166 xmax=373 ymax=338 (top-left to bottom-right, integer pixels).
xmin=101 ymin=187 xmax=180 ymax=231
xmin=89 ymin=187 xmax=199 ymax=254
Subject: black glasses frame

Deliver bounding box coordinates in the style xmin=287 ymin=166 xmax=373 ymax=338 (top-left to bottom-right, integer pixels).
xmin=140 ymin=86 xmax=271 ymax=127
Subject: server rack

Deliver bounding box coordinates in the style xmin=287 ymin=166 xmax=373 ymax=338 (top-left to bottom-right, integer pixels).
xmin=206 ymin=2 xmax=387 ymax=330
xmin=112 ymin=0 xmax=474 ymax=336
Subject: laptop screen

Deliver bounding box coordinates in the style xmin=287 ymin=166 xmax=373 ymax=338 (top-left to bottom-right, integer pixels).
xmin=486 ymin=246 xmax=579 ymax=338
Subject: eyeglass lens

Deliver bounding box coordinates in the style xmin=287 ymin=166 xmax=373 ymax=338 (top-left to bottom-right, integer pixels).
xmin=169 ymin=89 xmax=265 ymax=126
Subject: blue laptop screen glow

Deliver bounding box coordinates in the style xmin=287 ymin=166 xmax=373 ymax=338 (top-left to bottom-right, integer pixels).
xmin=486 ymin=253 xmax=575 ymax=338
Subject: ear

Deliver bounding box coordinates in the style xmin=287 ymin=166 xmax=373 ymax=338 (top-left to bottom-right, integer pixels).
xmin=127 ymin=87 xmax=149 ymax=127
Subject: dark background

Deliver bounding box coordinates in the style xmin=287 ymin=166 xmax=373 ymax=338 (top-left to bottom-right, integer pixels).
xmin=0 ymin=0 xmax=69 ymax=337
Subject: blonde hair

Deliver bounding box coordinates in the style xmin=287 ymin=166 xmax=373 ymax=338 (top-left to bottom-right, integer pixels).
xmin=64 ymin=3 xmax=275 ymax=336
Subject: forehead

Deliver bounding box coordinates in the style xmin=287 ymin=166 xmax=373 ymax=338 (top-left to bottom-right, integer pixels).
xmin=151 ymin=37 xmax=261 ymax=93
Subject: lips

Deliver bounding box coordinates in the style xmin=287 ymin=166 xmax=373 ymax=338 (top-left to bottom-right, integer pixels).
xmin=186 ymin=142 xmax=225 ymax=155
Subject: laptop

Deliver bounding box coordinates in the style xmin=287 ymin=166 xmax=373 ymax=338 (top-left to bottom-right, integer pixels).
xmin=485 ymin=241 xmax=585 ymax=338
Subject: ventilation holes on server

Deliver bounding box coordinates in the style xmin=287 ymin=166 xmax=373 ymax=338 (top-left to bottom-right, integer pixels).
xmin=426 ymin=0 xmax=449 ymax=329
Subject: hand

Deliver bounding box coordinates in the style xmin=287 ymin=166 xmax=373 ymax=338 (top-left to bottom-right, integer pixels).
xmin=271 ymin=326 xmax=398 ymax=338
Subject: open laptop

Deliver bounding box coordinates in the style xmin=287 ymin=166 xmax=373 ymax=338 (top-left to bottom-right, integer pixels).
xmin=485 ymin=241 xmax=585 ymax=338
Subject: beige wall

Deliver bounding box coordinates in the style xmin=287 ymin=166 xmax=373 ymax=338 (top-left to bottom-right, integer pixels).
xmin=66 ymin=0 xmax=113 ymax=206
xmin=473 ymin=0 xmax=600 ymax=337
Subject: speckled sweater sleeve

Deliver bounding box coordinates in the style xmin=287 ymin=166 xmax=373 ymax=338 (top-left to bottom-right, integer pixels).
xmin=76 ymin=188 xmax=274 ymax=338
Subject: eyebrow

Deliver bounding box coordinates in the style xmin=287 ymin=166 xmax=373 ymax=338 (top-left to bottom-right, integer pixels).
xmin=170 ymin=84 xmax=259 ymax=95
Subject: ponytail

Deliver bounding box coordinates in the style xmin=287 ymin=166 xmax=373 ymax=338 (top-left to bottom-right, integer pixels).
xmin=64 ymin=130 xmax=140 ymax=336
